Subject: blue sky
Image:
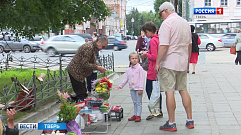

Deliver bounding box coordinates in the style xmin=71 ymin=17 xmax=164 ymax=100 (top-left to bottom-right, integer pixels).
xmin=126 ymin=0 xmax=155 ymax=14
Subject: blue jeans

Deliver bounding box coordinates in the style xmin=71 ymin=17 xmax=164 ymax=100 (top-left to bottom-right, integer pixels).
xmin=146 ymin=79 xmax=162 ymax=111
xmin=130 ymin=90 xmax=142 ymax=116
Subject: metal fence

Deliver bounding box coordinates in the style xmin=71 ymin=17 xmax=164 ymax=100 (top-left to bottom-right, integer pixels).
xmin=0 ymin=53 xmax=114 ymax=112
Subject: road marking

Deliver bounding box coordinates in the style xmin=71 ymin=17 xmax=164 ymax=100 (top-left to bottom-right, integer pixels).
xmin=115 ymin=65 xmax=129 ymax=68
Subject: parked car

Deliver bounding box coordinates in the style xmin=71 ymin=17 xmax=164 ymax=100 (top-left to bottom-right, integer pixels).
xmin=220 ymin=33 xmax=237 ymax=47
xmin=124 ymin=35 xmax=132 ymax=40
xmin=0 ymin=35 xmax=41 ymax=53
xmin=69 ymin=33 xmax=93 ymax=41
xmin=198 ymin=33 xmax=224 ymax=51
xmin=27 ymin=36 xmax=48 ymax=45
xmin=105 ymin=36 xmax=127 ymax=51
xmin=40 ymin=35 xmax=85 ymax=56
xmin=134 ymin=36 xmax=138 ymax=40
xmin=113 ymin=33 xmax=124 ymax=41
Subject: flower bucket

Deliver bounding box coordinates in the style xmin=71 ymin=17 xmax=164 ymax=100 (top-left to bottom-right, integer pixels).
xmin=93 ymin=91 xmax=110 ymax=103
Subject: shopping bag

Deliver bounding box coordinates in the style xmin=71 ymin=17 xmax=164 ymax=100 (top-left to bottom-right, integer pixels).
xmin=148 ymin=80 xmax=160 ymax=115
xmin=66 ymin=120 xmax=82 ymax=135
xmin=230 ymin=46 xmax=236 ymax=55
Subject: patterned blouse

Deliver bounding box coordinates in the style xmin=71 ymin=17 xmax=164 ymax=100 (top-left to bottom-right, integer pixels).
xmin=66 ymin=41 xmax=99 ymax=82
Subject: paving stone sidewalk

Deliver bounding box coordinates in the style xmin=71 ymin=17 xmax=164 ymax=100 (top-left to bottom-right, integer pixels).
xmin=22 ymin=62 xmax=241 ymax=135
xmin=98 ymin=62 xmax=241 ymax=135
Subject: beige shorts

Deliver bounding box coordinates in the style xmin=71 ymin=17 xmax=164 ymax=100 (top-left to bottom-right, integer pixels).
xmin=158 ymin=67 xmax=187 ymax=92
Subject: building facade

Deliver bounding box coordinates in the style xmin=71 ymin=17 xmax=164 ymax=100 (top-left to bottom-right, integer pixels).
xmin=63 ymin=0 xmax=127 ymax=37
xmin=191 ymin=0 xmax=241 ymax=22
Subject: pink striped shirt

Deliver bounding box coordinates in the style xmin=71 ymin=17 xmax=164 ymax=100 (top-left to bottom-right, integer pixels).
xmin=119 ymin=63 xmax=145 ymax=90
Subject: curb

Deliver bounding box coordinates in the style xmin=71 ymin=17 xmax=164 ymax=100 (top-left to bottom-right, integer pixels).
xmin=18 ymin=102 xmax=59 ymax=135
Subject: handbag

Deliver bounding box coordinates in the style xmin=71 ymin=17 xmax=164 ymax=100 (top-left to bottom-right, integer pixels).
xmin=140 ymin=39 xmax=150 ymax=71
xmin=230 ymin=46 xmax=236 ymax=55
xmin=140 ymin=57 xmax=149 ymax=71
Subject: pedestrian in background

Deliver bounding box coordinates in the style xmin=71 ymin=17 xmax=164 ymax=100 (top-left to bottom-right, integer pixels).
xmin=188 ymin=25 xmax=201 ymax=74
xmin=92 ymin=33 xmax=98 ymax=40
xmin=155 ymin=2 xmax=194 ymax=131
xmin=66 ymin=36 xmax=108 ymax=101
xmin=114 ymin=52 xmax=145 ymax=122
xmin=136 ymin=31 xmax=148 ymax=52
xmin=140 ymin=22 xmax=163 ymax=120
xmin=85 ymin=38 xmax=88 ymax=43
xmin=234 ymin=30 xmax=241 ymax=65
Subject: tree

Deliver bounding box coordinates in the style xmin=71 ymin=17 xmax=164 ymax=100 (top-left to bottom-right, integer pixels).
xmin=0 ymin=0 xmax=110 ymax=38
xmin=126 ymin=8 xmax=141 ymax=36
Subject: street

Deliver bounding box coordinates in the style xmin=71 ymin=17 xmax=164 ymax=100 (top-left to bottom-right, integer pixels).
xmin=2 ymin=40 xmax=237 ymax=69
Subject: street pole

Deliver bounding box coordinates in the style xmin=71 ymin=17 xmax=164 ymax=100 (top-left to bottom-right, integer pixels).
xmin=131 ymin=18 xmax=134 ymax=37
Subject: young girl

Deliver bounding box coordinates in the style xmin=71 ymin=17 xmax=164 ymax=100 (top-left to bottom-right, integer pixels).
xmin=114 ymin=52 xmax=145 ymax=122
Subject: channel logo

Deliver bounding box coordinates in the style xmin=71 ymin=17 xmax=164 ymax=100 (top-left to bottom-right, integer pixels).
xmin=18 ymin=123 xmax=66 ymax=130
xmin=194 ymin=8 xmax=223 ymax=15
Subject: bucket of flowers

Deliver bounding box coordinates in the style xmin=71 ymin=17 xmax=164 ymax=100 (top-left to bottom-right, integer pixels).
xmin=92 ymin=77 xmax=113 ymax=102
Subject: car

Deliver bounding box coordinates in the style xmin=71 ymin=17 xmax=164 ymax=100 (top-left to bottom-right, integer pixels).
xmin=198 ymin=33 xmax=224 ymax=51
xmin=124 ymin=35 xmax=132 ymax=40
xmin=69 ymin=33 xmax=93 ymax=41
xmin=113 ymin=33 xmax=124 ymax=41
xmin=27 ymin=36 xmax=48 ymax=45
xmin=40 ymin=35 xmax=85 ymax=56
xmin=105 ymin=36 xmax=127 ymax=51
xmin=134 ymin=36 xmax=138 ymax=40
xmin=220 ymin=33 xmax=237 ymax=47
xmin=0 ymin=35 xmax=41 ymax=53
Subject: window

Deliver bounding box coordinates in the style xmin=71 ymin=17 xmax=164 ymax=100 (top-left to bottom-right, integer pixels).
xmin=63 ymin=36 xmax=73 ymax=41
xmin=205 ymin=0 xmax=211 ymax=6
xmin=52 ymin=36 xmax=65 ymax=41
xmin=221 ymin=0 xmax=227 ymax=6
xmin=199 ymin=35 xmax=209 ymax=39
xmin=108 ymin=38 xmax=115 ymax=42
xmin=237 ymin=0 xmax=241 ymax=6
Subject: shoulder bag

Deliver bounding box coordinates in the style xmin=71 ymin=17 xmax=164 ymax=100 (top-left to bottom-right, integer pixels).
xmin=230 ymin=44 xmax=236 ymax=55
xmin=192 ymin=34 xmax=199 ymax=55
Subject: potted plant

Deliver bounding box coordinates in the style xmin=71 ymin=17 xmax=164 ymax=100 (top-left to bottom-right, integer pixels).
xmin=57 ymin=98 xmax=82 ymax=135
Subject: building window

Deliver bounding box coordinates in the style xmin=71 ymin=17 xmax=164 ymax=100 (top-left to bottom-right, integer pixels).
xmin=205 ymin=0 xmax=211 ymax=6
xmin=221 ymin=0 xmax=227 ymax=6
xmin=237 ymin=0 xmax=241 ymax=6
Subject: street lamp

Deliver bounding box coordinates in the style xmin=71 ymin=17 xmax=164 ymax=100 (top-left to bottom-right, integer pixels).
xmin=131 ymin=18 xmax=134 ymax=36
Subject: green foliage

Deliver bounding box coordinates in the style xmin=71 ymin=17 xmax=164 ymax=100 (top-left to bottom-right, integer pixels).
xmin=0 ymin=0 xmax=110 ymax=38
xmin=57 ymin=100 xmax=77 ymax=123
xmin=126 ymin=8 xmax=141 ymax=36
xmin=125 ymin=0 xmax=185 ymax=35
xmin=97 ymin=71 xmax=114 ymax=79
xmin=0 ymin=68 xmax=50 ymax=90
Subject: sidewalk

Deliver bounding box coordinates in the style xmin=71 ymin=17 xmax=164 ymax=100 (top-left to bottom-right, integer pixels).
xmin=96 ymin=62 xmax=241 ymax=135
xmin=21 ymin=62 xmax=241 ymax=135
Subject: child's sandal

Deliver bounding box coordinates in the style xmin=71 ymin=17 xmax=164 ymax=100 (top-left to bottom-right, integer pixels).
xmin=146 ymin=115 xmax=154 ymax=120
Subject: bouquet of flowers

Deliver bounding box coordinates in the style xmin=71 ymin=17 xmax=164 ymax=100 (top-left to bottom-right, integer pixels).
xmin=92 ymin=77 xmax=113 ymax=101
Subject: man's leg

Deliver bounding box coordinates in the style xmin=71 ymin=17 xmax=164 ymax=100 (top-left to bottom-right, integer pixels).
xmin=179 ymin=90 xmax=194 ymax=129
xmin=179 ymin=90 xmax=192 ymax=119
xmin=165 ymin=91 xmax=176 ymax=123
